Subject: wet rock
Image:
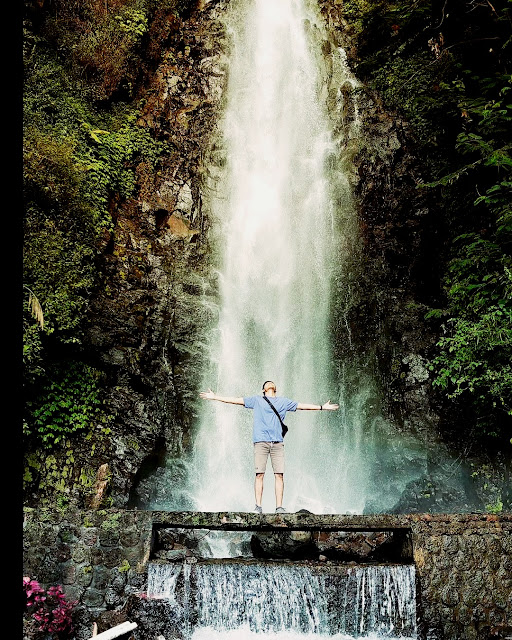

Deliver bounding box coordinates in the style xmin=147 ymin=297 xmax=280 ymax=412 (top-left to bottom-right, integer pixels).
xmin=389 ymin=468 xmax=484 ymax=514
xmin=155 ymin=528 xmax=177 ymax=549
xmin=125 ymin=595 xmax=187 ymax=640
xmin=251 ymin=531 xmax=318 ymax=559
xmin=95 ymin=609 xmax=128 ymax=635
xmin=88 ymin=464 xmax=110 ymax=510
xmin=82 ymin=588 xmax=105 ymax=608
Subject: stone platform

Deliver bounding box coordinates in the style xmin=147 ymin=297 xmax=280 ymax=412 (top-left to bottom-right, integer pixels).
xmin=23 ymin=509 xmax=512 ymax=640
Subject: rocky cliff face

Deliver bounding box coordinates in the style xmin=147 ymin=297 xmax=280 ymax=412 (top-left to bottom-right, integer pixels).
xmin=316 ymin=2 xmax=509 ymax=513
xmin=27 ymin=0 xmax=507 ymax=513
xmin=82 ymin=0 xmax=231 ymax=506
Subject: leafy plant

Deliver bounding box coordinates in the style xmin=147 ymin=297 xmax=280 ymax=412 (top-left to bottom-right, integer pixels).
xmin=25 ymin=362 xmax=109 ymax=447
xmin=347 ymin=0 xmax=512 ymax=440
xmin=24 ymin=577 xmax=76 ymax=638
xmin=485 ymin=498 xmax=504 ymax=514
xmin=23 ymin=23 xmax=166 ymax=391
xmin=118 ymin=559 xmax=131 ymax=572
xmin=425 ymin=75 xmax=512 ymax=437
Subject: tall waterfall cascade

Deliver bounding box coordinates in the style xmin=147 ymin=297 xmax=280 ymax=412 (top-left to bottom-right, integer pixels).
xmin=173 ymin=0 xmax=377 ymax=514
xmin=147 ymin=561 xmax=418 ymax=639
xmin=132 ymin=0 xmax=430 ymax=514
xmin=137 ymin=2 xmax=421 ymax=636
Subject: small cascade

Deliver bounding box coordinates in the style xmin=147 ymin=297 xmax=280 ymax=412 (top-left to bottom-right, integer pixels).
xmin=146 ymin=563 xmax=181 ymax=602
xmin=195 ymin=564 xmax=326 ymax=634
xmin=146 ymin=561 xmax=417 ymax=639
xmin=195 ymin=530 xmax=254 ymax=559
xmin=339 ymin=566 xmax=416 ymax=638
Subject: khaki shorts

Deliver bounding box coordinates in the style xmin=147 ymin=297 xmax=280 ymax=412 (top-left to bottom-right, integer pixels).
xmin=254 ymin=441 xmax=284 ymax=474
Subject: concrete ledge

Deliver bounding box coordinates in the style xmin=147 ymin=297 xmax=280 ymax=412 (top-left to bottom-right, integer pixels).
xmin=150 ymin=510 xmax=512 ymax=531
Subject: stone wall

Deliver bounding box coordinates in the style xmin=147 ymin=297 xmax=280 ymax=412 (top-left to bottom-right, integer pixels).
xmin=23 ymin=508 xmax=153 ymax=639
xmin=412 ymin=514 xmax=512 ymax=640
xmin=22 ymin=509 xmax=511 ymax=640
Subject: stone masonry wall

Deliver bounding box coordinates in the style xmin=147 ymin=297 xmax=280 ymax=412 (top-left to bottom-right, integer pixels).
xmin=22 ymin=509 xmax=511 ymax=640
xmin=411 ymin=514 xmax=512 ymax=639
xmin=23 ymin=508 xmax=153 ymax=639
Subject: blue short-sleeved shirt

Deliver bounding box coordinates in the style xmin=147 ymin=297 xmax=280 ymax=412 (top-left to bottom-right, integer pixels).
xmin=243 ymin=395 xmax=298 ymax=443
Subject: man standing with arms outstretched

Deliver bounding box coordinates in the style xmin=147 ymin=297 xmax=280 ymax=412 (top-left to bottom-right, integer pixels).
xmin=199 ymin=381 xmax=339 ymax=514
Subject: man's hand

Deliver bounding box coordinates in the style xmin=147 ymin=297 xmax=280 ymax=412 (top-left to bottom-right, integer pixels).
xmin=199 ymin=388 xmax=216 ymax=400
xmin=322 ymin=400 xmax=339 ymax=411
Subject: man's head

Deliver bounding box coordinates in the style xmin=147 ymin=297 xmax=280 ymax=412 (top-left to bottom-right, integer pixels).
xmin=262 ymin=381 xmax=276 ymax=395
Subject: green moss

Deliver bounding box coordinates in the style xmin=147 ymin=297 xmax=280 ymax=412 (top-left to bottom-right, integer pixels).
xmin=79 ymin=467 xmax=97 ymax=489
xmin=101 ymin=512 xmax=122 ymax=531
xmin=486 ymin=498 xmax=504 ymax=514
xmin=55 ymin=493 xmax=70 ymax=511
xmin=126 ymin=439 xmax=140 ymax=451
xmin=60 ymin=530 xmax=74 ymax=543
xmin=23 ymin=453 xmax=42 ymax=486
xmin=118 ymin=559 xmax=131 ymax=572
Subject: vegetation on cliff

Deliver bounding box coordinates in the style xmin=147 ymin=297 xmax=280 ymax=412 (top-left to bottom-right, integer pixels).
xmin=22 ymin=0 xmax=198 ymax=500
xmin=341 ymin=0 xmax=511 ymax=445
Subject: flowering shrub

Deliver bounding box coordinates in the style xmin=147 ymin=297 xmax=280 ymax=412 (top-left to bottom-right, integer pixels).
xmin=24 ymin=577 xmax=76 ymax=638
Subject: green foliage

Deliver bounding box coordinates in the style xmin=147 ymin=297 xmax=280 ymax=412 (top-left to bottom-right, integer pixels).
xmin=114 ymin=8 xmax=149 ymax=39
xmin=118 ymin=559 xmax=131 ymax=572
xmin=344 ymin=0 xmax=512 ymax=440
xmin=426 ymin=73 xmax=512 ymax=438
xmin=32 ymin=0 xmax=191 ymax=100
xmin=486 ymin=498 xmax=504 ymax=514
xmin=372 ymin=48 xmax=459 ymax=155
xmin=100 ymin=511 xmax=121 ymax=530
xmin=25 ymin=361 xmax=109 ymax=447
xmin=23 ymin=19 xmax=165 ymax=388
xmin=431 ymin=304 xmax=512 ymax=411
xmin=22 ymin=0 xmax=195 ymax=476
xmin=80 ymin=109 xmax=163 ymax=217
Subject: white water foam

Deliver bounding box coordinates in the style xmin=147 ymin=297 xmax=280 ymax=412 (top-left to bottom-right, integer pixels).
xmin=147 ymin=561 xmax=417 ymax=638
xmin=191 ymin=631 xmax=417 ymax=640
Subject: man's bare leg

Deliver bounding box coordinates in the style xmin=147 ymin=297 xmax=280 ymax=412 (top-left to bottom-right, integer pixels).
xmin=255 ymin=473 xmax=264 ymax=507
xmin=274 ymin=473 xmax=284 ymax=508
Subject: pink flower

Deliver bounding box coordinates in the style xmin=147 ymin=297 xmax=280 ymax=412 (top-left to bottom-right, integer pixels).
xmin=24 ymin=577 xmax=75 ymax=635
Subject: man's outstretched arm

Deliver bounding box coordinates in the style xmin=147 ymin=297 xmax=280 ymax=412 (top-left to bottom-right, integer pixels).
xmin=199 ymin=388 xmax=245 ymax=405
xmin=296 ymin=400 xmax=339 ymax=411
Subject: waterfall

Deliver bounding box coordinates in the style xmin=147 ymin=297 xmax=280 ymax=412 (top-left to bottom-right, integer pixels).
xmin=178 ymin=0 xmax=372 ymax=515
xmin=147 ymin=563 xmax=181 ymax=602
xmin=129 ymin=0 xmax=429 ymax=514
xmin=146 ymin=561 xmax=418 ymax=639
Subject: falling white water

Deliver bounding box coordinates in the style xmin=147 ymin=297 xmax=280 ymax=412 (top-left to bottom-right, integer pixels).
xmin=147 ymin=563 xmax=181 ymax=602
xmin=146 ymin=561 xmax=417 ymax=639
xmin=174 ymin=0 xmax=373 ymax=515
